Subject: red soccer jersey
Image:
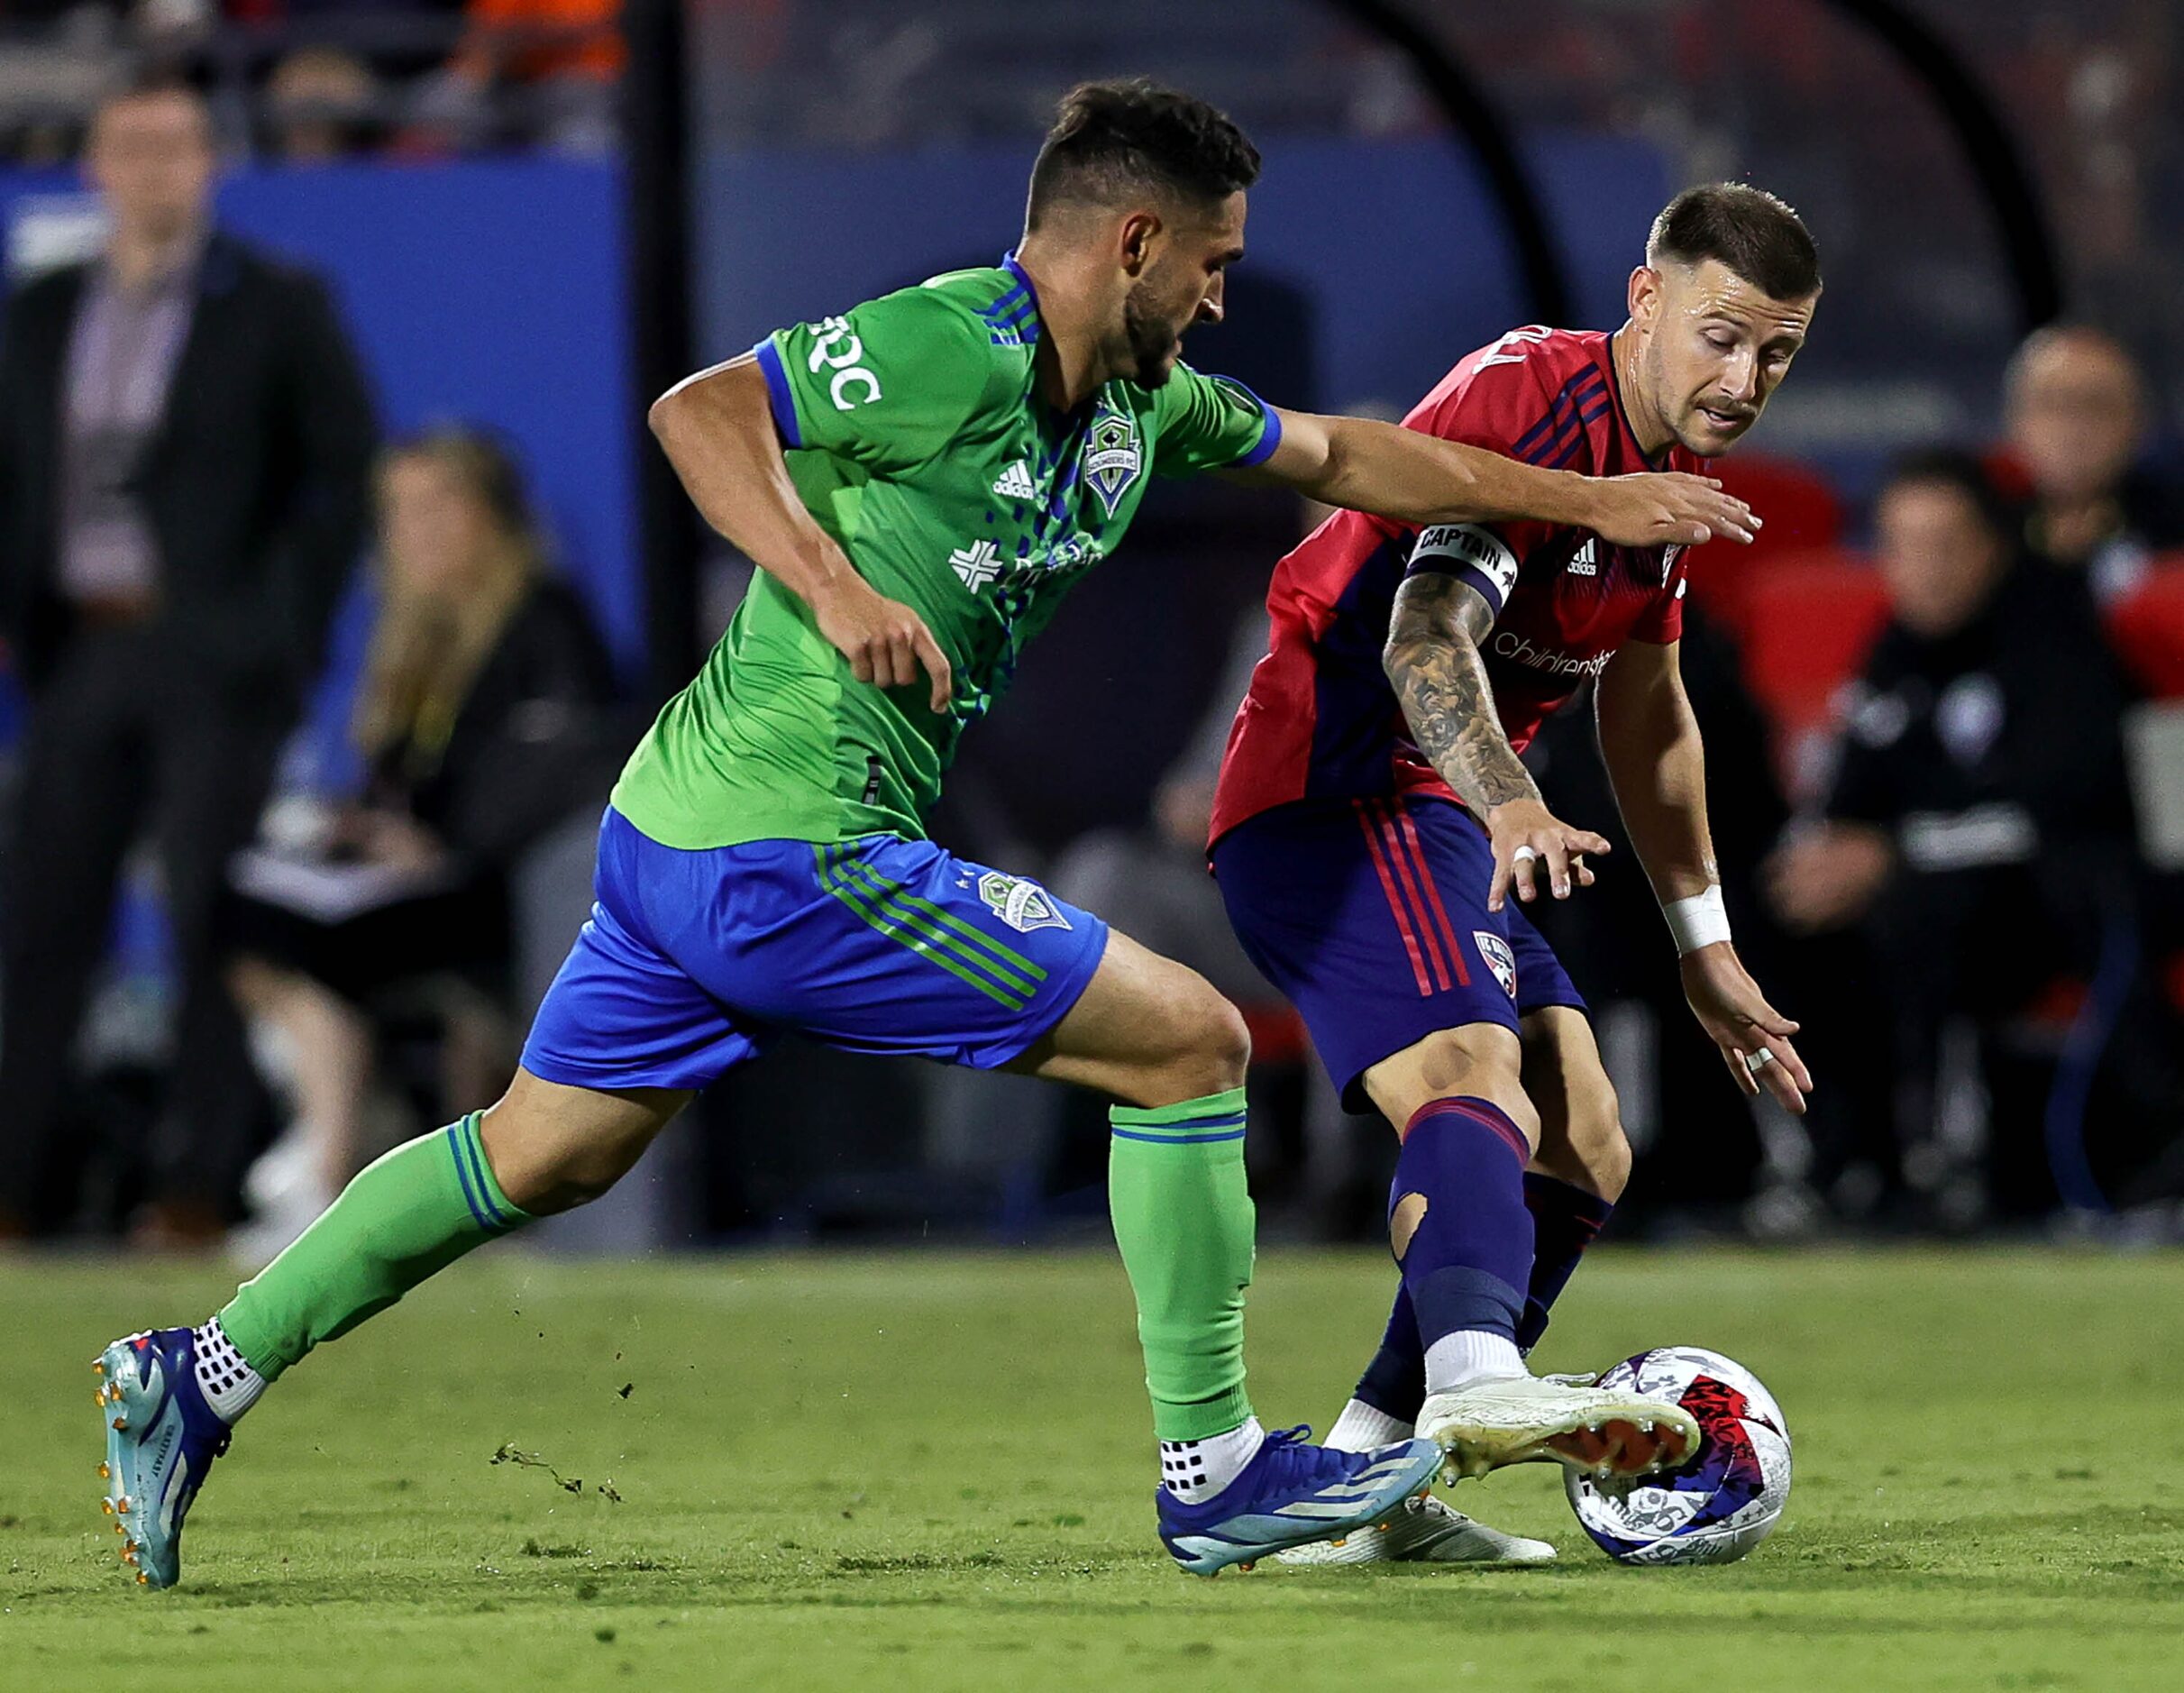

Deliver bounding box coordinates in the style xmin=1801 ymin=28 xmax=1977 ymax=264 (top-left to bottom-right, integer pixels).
xmin=1210 ymin=325 xmax=1701 ymax=844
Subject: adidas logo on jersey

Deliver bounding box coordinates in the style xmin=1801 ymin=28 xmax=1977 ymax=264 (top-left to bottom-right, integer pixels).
xmin=949 ymin=539 xmax=1003 ymax=591
xmin=991 ymin=461 xmax=1037 ymax=501
xmin=1566 ymin=540 xmax=1598 ymax=577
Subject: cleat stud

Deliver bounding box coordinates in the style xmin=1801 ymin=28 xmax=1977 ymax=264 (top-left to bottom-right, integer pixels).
xmin=136 ymin=1572 xmax=150 ymax=1587
xmin=112 ymin=1418 xmax=127 ymax=1432
xmin=1330 ymin=1538 xmax=1347 ymax=1550
xmin=115 ymin=1496 xmax=131 ymax=1512
xmin=121 ymin=1551 xmax=136 ymax=1567
xmin=1238 ymin=1561 xmax=1255 ymax=1574
xmin=101 ymin=1498 xmax=114 ymax=1515
xmin=97 ymin=1462 xmax=111 ymax=1478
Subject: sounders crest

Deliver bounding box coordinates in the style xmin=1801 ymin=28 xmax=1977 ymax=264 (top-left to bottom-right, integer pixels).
xmin=1083 ymin=401 xmax=1143 ymax=517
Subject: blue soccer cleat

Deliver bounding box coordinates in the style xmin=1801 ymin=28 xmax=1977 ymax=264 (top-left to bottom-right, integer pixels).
xmin=1155 ymin=1426 xmax=1442 ymax=1576
xmin=94 ymin=1329 xmax=231 ymax=1589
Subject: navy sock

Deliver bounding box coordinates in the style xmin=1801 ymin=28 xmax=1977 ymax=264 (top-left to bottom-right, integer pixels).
xmin=1390 ymin=1097 xmax=1534 ymax=1350
xmin=1352 ymin=1284 xmax=1424 ymax=1423
xmin=1515 ymin=1171 xmax=1616 ymax=1351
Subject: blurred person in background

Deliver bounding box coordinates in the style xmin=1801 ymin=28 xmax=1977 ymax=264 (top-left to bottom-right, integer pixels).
xmin=224 ymin=429 xmax=617 ymax=1264
xmin=0 ymin=74 xmax=376 ymax=1243
xmin=413 ymin=0 xmax=623 ymax=155
xmin=1767 ymin=449 xmax=2177 ymax=1222
xmin=2002 ymin=325 xmax=2184 ymax=603
xmin=261 ymin=46 xmax=383 ymax=163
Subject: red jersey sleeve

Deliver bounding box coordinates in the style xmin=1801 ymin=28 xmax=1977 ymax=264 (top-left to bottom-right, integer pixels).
xmin=1395 ymin=336 xmax=1574 ymax=618
xmin=1626 ymin=548 xmax=1691 ymax=644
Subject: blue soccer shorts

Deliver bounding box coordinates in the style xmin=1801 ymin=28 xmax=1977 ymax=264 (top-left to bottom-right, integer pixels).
xmin=521 ymin=808 xmax=1110 ymax=1092
xmin=1211 ymin=792 xmax=1586 ymax=1112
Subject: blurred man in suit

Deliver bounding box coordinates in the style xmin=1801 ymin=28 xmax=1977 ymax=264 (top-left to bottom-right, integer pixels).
xmin=0 ymin=75 xmax=377 ymax=1241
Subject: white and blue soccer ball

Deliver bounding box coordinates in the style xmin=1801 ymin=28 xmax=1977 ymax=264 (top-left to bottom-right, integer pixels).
xmin=1564 ymin=1345 xmax=1790 ymax=1566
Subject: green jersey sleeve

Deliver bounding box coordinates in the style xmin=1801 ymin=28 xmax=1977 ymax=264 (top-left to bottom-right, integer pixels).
xmin=1149 ymin=362 xmax=1283 ymax=479
xmin=754 ymin=285 xmax=998 ymax=474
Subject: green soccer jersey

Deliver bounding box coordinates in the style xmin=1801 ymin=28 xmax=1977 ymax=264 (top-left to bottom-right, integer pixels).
xmin=610 ymin=258 xmax=1280 ymax=848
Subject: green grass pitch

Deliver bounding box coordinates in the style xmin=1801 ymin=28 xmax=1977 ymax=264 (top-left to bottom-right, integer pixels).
xmin=5 ymin=1247 xmax=2182 ymax=1690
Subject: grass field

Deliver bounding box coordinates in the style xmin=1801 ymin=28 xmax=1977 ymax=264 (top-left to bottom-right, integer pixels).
xmin=5 ymin=1247 xmax=2182 ymax=1691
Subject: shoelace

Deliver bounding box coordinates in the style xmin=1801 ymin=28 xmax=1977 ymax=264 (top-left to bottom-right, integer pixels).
xmin=1249 ymin=1423 xmax=1395 ymax=1494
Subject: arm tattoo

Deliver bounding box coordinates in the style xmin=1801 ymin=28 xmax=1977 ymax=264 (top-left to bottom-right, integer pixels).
xmin=1384 ymin=573 xmax=1540 ymax=815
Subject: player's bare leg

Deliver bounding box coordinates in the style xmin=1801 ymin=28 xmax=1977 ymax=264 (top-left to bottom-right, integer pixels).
xmin=1361 ymin=1024 xmax=1696 ymax=1481
xmin=1516 ymin=1007 xmax=1631 ymax=1351
xmin=1007 ymin=929 xmax=1440 ymax=1574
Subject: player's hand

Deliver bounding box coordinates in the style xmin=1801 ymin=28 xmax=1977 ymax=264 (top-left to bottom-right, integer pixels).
xmin=1586 ymin=473 xmax=1759 ymax=548
xmin=1680 ymin=945 xmax=1814 ymax=1115
xmin=810 ymin=573 xmax=954 ymax=712
xmin=1484 ymin=797 xmax=1611 ymax=912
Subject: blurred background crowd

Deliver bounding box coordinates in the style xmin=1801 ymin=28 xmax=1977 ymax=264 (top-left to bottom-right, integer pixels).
xmin=1 ymin=0 xmax=2181 ymax=1258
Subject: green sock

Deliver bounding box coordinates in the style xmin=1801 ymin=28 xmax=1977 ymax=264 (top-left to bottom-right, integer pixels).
xmin=1108 ymin=1084 xmax=1256 ymax=1441
xmin=218 ymin=1112 xmax=532 ymax=1379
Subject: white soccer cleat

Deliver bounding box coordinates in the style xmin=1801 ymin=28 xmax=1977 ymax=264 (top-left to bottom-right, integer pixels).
xmin=1274 ymin=1491 xmax=1557 ymax=1565
xmin=1417 ymin=1373 xmax=1700 ymax=1482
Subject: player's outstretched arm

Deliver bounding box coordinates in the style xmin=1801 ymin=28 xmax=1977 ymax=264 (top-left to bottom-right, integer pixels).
xmin=1595 ymin=640 xmax=1812 ymax=1114
xmin=648 ymin=357 xmax=951 ymax=709
xmin=1385 ymin=572 xmax=1611 ymax=911
xmin=1247 ymin=409 xmax=1759 ymax=547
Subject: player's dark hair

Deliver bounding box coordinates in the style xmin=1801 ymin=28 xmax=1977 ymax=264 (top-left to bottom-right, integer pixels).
xmin=1027 ymin=78 xmax=1260 ymax=230
xmin=1879 ymin=447 xmax=2020 ymax=540
xmin=1649 ymin=184 xmax=1821 ymax=301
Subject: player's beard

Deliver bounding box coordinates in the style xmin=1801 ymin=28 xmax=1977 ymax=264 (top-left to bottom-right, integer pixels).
xmin=1119 ymin=282 xmax=1186 ymax=388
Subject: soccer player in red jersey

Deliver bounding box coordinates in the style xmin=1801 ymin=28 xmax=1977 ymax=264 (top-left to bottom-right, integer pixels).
xmin=1210 ymin=185 xmax=1823 ymax=1563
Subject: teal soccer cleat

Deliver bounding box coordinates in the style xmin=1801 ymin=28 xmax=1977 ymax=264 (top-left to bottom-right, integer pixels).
xmin=94 ymin=1329 xmax=232 ymax=1588
xmin=1155 ymin=1427 xmax=1442 ymax=1576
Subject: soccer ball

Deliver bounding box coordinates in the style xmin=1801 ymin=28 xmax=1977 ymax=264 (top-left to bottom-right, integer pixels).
xmin=1563 ymin=1345 xmax=1790 ymax=1566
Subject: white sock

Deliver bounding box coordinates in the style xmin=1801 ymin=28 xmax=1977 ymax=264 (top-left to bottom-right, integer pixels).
xmin=1424 ymin=1329 xmax=1526 ymax=1396
xmin=1159 ymin=1415 xmax=1266 ymax=1504
xmin=192 ymin=1318 xmax=267 ymax=1424
xmin=1326 ymin=1397 xmax=1413 ymax=1452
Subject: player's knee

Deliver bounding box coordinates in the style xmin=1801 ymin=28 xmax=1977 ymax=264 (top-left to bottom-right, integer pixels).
xmin=1129 ymin=977 xmax=1250 ymax=1104
xmin=478 ymin=1085 xmax=654 ymax=1215
xmin=1366 ymin=1024 xmax=1529 ymax=1132
xmin=1173 ymin=985 xmax=1252 ymax=1097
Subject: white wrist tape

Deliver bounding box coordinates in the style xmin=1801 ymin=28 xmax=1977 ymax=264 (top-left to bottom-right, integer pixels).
xmin=1663 ymin=885 xmax=1732 ymax=956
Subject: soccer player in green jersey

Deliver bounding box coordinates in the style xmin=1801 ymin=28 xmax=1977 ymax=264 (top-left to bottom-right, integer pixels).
xmin=96 ymin=79 xmax=1757 ymax=1586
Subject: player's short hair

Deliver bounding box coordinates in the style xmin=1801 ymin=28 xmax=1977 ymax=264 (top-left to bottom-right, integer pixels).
xmin=1648 ymin=184 xmax=1821 ymax=302
xmin=1878 ymin=447 xmax=2018 ymax=539
xmin=1026 ymin=78 xmax=1260 ymax=230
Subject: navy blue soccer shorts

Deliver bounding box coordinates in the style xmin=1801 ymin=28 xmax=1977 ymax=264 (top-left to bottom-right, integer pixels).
xmin=1211 ymin=792 xmax=1586 ymax=1112
xmin=521 ymin=809 xmax=1110 ymax=1092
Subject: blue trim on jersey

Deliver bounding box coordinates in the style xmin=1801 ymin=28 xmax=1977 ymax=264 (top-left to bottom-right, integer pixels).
xmin=1512 ymin=370 xmax=1604 ymax=458
xmin=1545 ymin=404 xmax=1610 ymax=470
xmin=1229 ymin=380 xmax=1284 ymax=468
xmin=1111 ymin=1127 xmax=1248 ymax=1145
xmin=995 ymin=252 xmax=1046 ymax=345
xmin=752 ymin=338 xmax=803 ymax=449
xmin=1517 ymin=372 xmax=1609 ymax=467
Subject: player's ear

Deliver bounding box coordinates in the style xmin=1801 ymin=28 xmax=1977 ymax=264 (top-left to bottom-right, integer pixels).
xmin=1118 ymin=209 xmax=1161 ymax=278
xmin=1628 ymin=264 xmax=1663 ymax=326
